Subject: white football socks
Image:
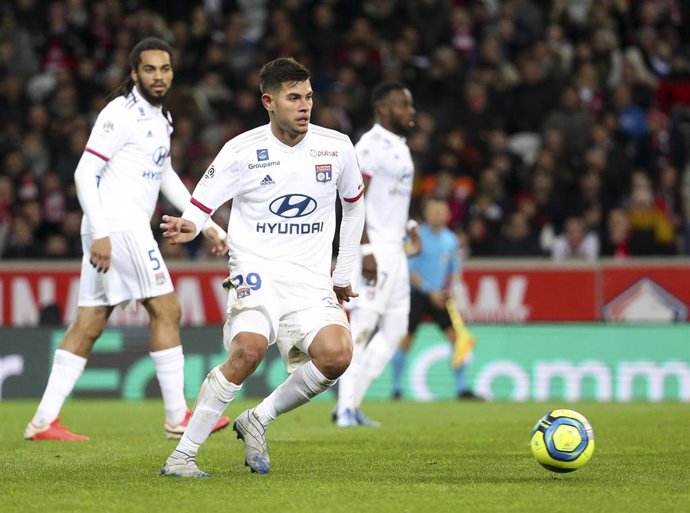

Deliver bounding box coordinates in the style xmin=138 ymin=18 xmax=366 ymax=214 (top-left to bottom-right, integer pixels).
xmin=337 ymin=308 xmax=378 ymax=416
xmin=352 ymin=331 xmax=398 ymax=408
xmin=176 ymin=366 xmax=241 ymax=456
xmin=31 ymin=349 xmax=87 ymax=427
xmin=336 ymin=342 xmax=365 ymax=417
xmin=254 ymin=361 xmax=335 ymax=426
xmin=150 ymin=345 xmax=187 ymax=426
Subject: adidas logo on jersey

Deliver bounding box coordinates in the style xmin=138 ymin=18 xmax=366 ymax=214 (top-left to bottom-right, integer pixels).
xmin=260 ymin=175 xmax=275 ymax=186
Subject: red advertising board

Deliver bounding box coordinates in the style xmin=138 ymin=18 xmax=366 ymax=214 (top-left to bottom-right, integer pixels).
xmin=1 ymin=260 xmax=689 ymax=326
xmin=600 ymin=262 xmax=690 ymax=322
xmin=456 ymin=266 xmax=597 ymax=322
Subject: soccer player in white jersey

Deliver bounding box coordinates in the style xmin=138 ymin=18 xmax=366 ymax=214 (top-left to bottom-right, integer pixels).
xmin=334 ymin=81 xmax=418 ymax=427
xmin=159 ymin=57 xmax=365 ymax=477
xmin=24 ymin=38 xmax=230 ymax=441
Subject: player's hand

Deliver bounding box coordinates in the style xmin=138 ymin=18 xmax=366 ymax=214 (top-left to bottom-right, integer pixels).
xmin=161 ymin=215 xmax=197 ymax=245
xmin=429 ymin=291 xmax=447 ymax=310
xmin=361 ymin=254 xmax=377 ymax=285
xmin=405 ymin=219 xmax=421 ymax=256
xmin=334 ymin=284 xmax=358 ymax=302
xmin=202 ymin=225 xmax=229 ymax=256
xmin=90 ymin=236 xmax=112 ymax=273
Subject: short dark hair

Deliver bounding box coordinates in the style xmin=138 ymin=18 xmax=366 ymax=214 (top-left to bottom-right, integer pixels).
xmin=259 ymin=58 xmax=311 ymax=93
xmin=129 ymin=37 xmax=173 ymax=72
xmin=371 ymin=80 xmax=408 ymax=108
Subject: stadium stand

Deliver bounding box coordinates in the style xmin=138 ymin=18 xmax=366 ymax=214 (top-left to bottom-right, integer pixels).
xmin=1 ymin=0 xmax=689 ymax=259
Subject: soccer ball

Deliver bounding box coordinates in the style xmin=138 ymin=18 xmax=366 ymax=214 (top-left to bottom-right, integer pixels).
xmin=530 ymin=409 xmax=595 ymax=473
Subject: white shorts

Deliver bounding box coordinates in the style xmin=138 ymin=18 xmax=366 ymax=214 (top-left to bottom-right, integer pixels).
xmin=348 ymin=243 xmax=410 ymax=316
xmin=77 ymin=229 xmax=174 ymax=308
xmin=222 ymin=265 xmax=349 ymax=373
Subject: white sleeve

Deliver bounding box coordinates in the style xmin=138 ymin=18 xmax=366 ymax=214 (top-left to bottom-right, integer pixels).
xmin=338 ymin=140 xmax=365 ymax=202
xmin=354 ymin=137 xmax=379 ymax=179
xmin=160 ymin=162 xmax=191 ymax=213
xmin=159 ymin=162 xmax=226 ymax=238
xmin=84 ymin=101 xmax=130 ymax=160
xmin=331 ymin=196 xmax=365 ymax=287
xmin=73 ymin=151 xmax=109 ymax=239
xmin=181 ymin=144 xmax=242 ymax=236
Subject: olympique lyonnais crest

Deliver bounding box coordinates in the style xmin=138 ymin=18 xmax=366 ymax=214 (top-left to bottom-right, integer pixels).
xmin=315 ymin=164 xmax=332 ymax=183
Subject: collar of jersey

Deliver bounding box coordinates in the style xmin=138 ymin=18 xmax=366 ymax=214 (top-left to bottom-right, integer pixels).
xmin=373 ymin=123 xmax=407 ymax=144
xmin=130 ymin=85 xmax=163 ymax=115
xmin=265 ymin=123 xmax=311 ymax=152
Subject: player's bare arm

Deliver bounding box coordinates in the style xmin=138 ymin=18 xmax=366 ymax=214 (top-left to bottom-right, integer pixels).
xmin=89 ymin=237 xmax=112 ymax=273
xmin=361 ymin=252 xmax=377 ymax=284
xmin=359 ymin=174 xmax=378 ymax=284
xmin=429 ymin=290 xmax=447 ymax=311
xmin=405 ymin=219 xmax=421 ymax=256
xmin=161 ymin=215 xmax=197 ymax=245
xmin=333 ymin=284 xmax=358 ymax=303
xmin=201 ymin=224 xmax=229 ymax=256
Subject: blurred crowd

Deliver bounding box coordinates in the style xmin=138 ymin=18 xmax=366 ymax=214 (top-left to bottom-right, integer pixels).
xmin=1 ymin=0 xmax=690 ymax=261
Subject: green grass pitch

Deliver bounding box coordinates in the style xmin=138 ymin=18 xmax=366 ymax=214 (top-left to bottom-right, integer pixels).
xmin=1 ymin=400 xmax=688 ymax=513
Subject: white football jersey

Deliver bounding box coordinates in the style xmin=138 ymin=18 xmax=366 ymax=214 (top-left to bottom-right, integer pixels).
xmin=185 ymin=124 xmax=364 ymax=287
xmin=82 ymin=86 xmax=173 ymax=233
xmin=355 ymin=123 xmax=414 ymax=245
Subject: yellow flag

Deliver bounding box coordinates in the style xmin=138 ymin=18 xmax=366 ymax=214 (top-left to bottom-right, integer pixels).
xmin=446 ymin=299 xmax=476 ymax=368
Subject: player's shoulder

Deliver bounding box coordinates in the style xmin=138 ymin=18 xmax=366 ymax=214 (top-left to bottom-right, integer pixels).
xmin=224 ymin=125 xmax=270 ymax=156
xmin=100 ymin=92 xmax=141 ymax=118
xmin=354 ymin=125 xmax=388 ymax=149
xmin=89 ymin=94 xmax=139 ymax=136
xmin=309 ymin=124 xmax=353 ymax=147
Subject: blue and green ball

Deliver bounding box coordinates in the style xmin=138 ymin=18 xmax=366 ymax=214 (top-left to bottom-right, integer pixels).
xmin=530 ymin=409 xmax=595 ymax=473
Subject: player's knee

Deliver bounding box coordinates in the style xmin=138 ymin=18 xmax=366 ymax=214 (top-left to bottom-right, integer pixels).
xmin=229 ymin=334 xmax=267 ymax=372
xmin=332 ymin=345 xmax=353 ymax=377
xmin=165 ymin=301 xmax=182 ymax=325
xmin=316 ymin=337 xmax=352 ymax=378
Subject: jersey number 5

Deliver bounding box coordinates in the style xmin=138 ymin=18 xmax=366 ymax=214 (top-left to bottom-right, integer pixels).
xmin=148 ymin=249 xmax=161 ymax=271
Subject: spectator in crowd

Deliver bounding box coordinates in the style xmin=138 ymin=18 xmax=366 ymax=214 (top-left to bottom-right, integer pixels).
xmin=493 ymin=211 xmax=545 ymax=257
xmin=654 ymin=164 xmax=685 ymax=236
xmin=506 ymin=56 xmax=559 ymax=134
xmin=0 ymin=175 xmax=13 ymax=242
xmin=542 ymin=85 xmax=594 ymax=169
xmin=601 ymin=207 xmax=631 ymax=258
xmin=551 ymin=215 xmax=600 ymax=261
xmin=626 ymin=174 xmax=677 ymax=255
xmin=655 ymin=52 xmax=690 ymax=114
xmin=2 ymin=215 xmax=43 ymax=259
xmin=612 ymin=83 xmax=649 ymax=141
